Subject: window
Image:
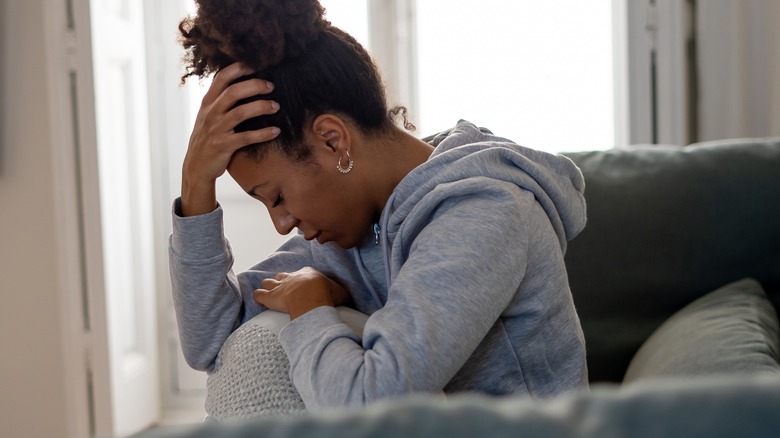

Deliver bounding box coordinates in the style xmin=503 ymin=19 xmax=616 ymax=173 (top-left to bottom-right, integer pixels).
xmin=414 ymin=1 xmax=615 ymax=152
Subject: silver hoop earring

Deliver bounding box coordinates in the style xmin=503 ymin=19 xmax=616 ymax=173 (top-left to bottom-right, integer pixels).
xmin=337 ymin=151 xmax=353 ymax=174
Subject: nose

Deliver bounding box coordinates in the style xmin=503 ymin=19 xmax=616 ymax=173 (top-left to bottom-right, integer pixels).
xmin=269 ymin=208 xmax=299 ymax=235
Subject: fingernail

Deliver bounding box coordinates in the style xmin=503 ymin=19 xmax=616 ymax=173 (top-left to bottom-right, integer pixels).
xmin=270 ymin=101 xmax=280 ymax=111
xmin=270 ymin=127 xmax=281 ymax=135
xmin=266 ymin=81 xmax=275 ymax=91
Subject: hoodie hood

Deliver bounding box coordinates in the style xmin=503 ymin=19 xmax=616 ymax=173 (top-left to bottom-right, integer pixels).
xmin=385 ymin=120 xmax=587 ymax=253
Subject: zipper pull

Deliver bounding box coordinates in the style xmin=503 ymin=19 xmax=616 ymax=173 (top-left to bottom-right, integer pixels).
xmin=373 ymin=223 xmax=381 ymax=246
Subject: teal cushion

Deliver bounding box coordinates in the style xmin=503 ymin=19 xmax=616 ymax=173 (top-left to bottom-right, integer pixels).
xmin=623 ymin=278 xmax=780 ymax=383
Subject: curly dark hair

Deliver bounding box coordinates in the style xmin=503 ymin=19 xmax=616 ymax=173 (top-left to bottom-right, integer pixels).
xmin=179 ymin=0 xmax=400 ymax=161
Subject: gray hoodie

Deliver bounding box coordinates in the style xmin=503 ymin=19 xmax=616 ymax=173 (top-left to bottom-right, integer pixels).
xmin=169 ymin=120 xmax=588 ymax=410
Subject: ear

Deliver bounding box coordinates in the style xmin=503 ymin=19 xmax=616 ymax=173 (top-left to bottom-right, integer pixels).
xmin=310 ymin=114 xmax=351 ymax=155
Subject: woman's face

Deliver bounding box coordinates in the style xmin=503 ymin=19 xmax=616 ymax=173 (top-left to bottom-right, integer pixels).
xmin=227 ymin=147 xmax=376 ymax=249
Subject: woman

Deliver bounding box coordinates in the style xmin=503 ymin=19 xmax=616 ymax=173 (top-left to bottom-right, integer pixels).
xmin=172 ymin=0 xmax=588 ymax=418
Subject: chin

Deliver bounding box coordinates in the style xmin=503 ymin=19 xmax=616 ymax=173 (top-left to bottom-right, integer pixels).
xmin=316 ymin=230 xmax=367 ymax=249
xmin=313 ymin=235 xmax=349 ymax=249
xmin=333 ymin=235 xmax=365 ymax=250
xmin=335 ymin=240 xmax=358 ymax=250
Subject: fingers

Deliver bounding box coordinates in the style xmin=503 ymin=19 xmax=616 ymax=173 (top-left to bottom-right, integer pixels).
xmin=217 ymin=99 xmax=280 ymax=143
xmin=254 ymin=280 xmax=278 ymax=305
xmin=253 ymin=272 xmax=296 ymax=312
xmin=191 ymin=77 xmax=280 ymax=158
xmin=210 ymin=78 xmax=277 ymax=119
xmin=215 ymin=121 xmax=280 ymax=154
xmin=254 ymin=275 xmax=290 ymax=312
xmin=203 ymin=78 xmax=280 ymax=152
xmin=261 ymin=277 xmax=281 ymax=290
xmin=258 ymin=272 xmax=290 ymax=289
xmin=254 ymin=269 xmax=343 ymax=317
xmin=202 ymin=62 xmax=254 ymax=107
xmin=256 ymin=273 xmax=289 ymax=294
xmin=181 ymin=63 xmax=281 ymax=216
xmin=226 ymin=99 xmax=279 ymax=124
xmin=253 ymin=288 xmax=285 ymax=312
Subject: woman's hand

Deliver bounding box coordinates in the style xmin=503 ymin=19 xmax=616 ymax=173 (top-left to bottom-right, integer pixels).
xmin=180 ymin=62 xmax=281 ymax=217
xmin=254 ymin=267 xmax=350 ymax=320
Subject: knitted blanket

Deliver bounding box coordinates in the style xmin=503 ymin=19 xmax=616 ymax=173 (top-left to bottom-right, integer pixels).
xmin=205 ymin=308 xmax=368 ymax=421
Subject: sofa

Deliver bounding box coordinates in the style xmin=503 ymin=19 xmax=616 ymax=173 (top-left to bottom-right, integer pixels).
xmin=138 ymin=137 xmax=780 ymax=437
xmin=564 ymin=138 xmax=780 ymax=383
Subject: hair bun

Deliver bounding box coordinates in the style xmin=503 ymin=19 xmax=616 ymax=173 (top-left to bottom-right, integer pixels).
xmin=191 ymin=0 xmax=329 ymax=71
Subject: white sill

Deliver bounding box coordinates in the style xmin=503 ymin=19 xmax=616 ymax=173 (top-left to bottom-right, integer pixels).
xmin=156 ymin=407 xmax=207 ymax=428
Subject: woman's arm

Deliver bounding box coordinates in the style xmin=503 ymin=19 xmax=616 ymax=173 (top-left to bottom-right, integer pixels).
xmin=169 ymin=202 xmax=244 ymax=371
xmin=171 ymin=62 xmax=284 ymax=371
xmin=276 ymin=181 xmax=534 ymax=409
xmin=169 ymin=207 xmax=318 ymax=372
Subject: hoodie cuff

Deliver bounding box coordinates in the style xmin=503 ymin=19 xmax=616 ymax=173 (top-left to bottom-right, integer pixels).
xmin=170 ymin=197 xmax=229 ymax=260
xmin=278 ymin=306 xmax=353 ymax=360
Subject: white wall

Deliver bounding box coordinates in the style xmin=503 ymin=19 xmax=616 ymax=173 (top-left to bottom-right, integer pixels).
xmin=0 ymin=1 xmax=71 ymax=437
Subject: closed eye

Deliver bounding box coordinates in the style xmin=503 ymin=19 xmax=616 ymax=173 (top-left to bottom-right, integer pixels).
xmin=272 ymin=194 xmax=283 ymax=208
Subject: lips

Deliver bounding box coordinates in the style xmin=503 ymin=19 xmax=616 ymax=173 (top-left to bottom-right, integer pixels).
xmin=304 ymin=231 xmax=321 ymax=242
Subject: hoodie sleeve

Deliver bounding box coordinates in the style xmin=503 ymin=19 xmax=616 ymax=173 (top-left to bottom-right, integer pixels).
xmin=168 ymin=199 xmax=315 ymax=372
xmin=278 ymin=179 xmax=532 ymax=409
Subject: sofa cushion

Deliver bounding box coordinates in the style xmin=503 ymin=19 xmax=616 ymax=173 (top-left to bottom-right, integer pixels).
xmin=563 ymin=138 xmax=780 ymax=382
xmin=623 ymin=278 xmax=780 ymax=383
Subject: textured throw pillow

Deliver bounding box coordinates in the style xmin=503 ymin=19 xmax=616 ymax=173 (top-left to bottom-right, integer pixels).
xmin=623 ymin=278 xmax=780 ymax=384
xmin=205 ymin=307 xmax=369 ymax=421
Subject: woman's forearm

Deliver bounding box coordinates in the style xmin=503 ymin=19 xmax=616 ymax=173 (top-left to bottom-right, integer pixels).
xmin=180 ymin=176 xmax=218 ymax=217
